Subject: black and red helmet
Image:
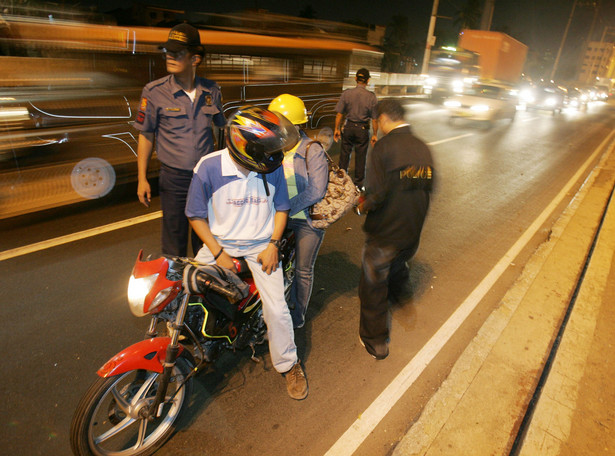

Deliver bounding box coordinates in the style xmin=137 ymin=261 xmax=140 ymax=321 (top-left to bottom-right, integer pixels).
xmin=226 ymin=106 xmax=299 ymax=174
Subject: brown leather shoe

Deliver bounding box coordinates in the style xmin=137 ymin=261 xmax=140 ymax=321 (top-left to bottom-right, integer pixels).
xmin=285 ymin=361 xmax=308 ymax=400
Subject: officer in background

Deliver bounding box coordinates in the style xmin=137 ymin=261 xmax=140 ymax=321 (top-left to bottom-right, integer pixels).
xmin=333 ymin=68 xmax=378 ymax=189
xmin=135 ymin=23 xmax=225 ymax=257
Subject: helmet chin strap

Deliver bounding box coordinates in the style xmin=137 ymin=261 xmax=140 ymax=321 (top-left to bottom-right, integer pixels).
xmin=261 ymin=173 xmax=270 ymax=196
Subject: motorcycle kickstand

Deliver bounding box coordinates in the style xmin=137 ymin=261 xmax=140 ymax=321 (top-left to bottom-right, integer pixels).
xmin=249 ymin=342 xmax=260 ymax=363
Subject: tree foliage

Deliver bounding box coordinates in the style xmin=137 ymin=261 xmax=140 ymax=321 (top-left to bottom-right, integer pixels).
xmin=453 ymin=0 xmax=483 ymax=32
xmin=382 ymin=15 xmax=420 ymax=73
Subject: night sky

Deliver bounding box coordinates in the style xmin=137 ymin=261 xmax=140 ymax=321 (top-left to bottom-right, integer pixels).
xmin=84 ymin=0 xmax=615 ymax=73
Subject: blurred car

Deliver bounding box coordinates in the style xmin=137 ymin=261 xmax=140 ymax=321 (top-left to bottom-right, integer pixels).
xmin=520 ymin=84 xmax=566 ymax=114
xmin=588 ymin=85 xmax=609 ymax=101
xmin=443 ymin=82 xmax=517 ymax=126
xmin=0 ymin=88 xmax=154 ymax=219
xmin=564 ymin=87 xmax=588 ymax=112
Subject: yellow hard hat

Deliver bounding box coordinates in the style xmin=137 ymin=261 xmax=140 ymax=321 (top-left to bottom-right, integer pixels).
xmin=268 ymin=94 xmax=308 ymax=125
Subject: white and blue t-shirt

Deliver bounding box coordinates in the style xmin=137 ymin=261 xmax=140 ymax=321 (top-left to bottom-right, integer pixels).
xmin=185 ymin=148 xmax=290 ymax=243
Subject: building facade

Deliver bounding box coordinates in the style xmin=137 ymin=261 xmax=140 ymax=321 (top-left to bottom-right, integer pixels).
xmin=579 ymin=41 xmax=615 ymax=84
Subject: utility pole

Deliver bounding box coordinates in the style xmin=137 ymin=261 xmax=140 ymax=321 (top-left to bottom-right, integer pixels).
xmin=583 ymin=0 xmax=603 ymax=83
xmin=550 ymin=0 xmax=578 ymax=81
xmin=421 ymin=0 xmax=440 ymax=75
xmin=480 ymin=0 xmax=495 ymax=31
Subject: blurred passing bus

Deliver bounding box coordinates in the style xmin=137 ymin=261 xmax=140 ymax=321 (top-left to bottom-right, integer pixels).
xmin=0 ymin=14 xmax=380 ymax=219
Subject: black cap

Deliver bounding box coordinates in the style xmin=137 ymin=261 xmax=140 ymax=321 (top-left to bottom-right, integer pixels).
xmin=356 ymin=68 xmax=370 ymax=82
xmin=159 ymin=23 xmax=203 ymax=55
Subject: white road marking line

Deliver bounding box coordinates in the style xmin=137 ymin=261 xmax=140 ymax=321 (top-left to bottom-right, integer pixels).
xmin=0 ymin=211 xmax=162 ymax=262
xmin=428 ymin=133 xmax=474 ymax=146
xmin=522 ymin=116 xmax=542 ymax=122
xmin=325 ymin=129 xmax=615 ymax=456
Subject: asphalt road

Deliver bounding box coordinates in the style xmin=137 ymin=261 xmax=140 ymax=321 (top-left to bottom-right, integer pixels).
xmin=2 ymin=100 xmax=614 ymax=456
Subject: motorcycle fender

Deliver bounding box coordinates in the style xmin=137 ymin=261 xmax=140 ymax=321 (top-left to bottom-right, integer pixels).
xmin=97 ymin=337 xmax=184 ymax=378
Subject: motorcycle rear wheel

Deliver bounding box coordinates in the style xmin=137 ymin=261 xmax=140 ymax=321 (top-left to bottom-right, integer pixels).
xmin=70 ymin=358 xmax=193 ymax=456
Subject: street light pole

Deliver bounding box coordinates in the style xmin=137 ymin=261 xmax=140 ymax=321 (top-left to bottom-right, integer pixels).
xmin=550 ymin=0 xmax=578 ymax=81
xmin=480 ymin=0 xmax=495 ymax=31
xmin=421 ymin=0 xmax=440 ymax=75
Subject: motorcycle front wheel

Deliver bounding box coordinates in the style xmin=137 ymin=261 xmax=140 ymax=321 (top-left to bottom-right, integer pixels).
xmin=70 ymin=357 xmax=193 ymax=456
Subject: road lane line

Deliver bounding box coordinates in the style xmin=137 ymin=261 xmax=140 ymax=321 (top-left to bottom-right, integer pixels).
xmin=428 ymin=133 xmax=474 ymax=146
xmin=325 ymin=129 xmax=615 ymax=456
xmin=0 ymin=211 xmax=162 ymax=262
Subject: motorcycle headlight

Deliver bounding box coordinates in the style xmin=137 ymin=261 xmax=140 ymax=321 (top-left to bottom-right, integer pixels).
xmin=128 ymin=273 xmax=159 ymax=317
xmin=149 ymin=286 xmax=177 ymax=313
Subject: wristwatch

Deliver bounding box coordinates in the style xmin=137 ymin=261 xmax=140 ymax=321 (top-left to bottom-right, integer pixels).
xmin=269 ymin=239 xmax=281 ymax=249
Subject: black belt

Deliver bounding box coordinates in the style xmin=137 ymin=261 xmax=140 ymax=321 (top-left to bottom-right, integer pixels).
xmin=160 ymin=162 xmax=193 ymax=176
xmin=347 ymin=121 xmax=369 ymax=127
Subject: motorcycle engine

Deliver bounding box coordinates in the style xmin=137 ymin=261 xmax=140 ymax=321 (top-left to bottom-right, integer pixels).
xmin=185 ymin=298 xmax=238 ymax=344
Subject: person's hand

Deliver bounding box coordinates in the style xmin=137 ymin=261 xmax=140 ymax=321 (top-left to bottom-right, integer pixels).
xmin=257 ymin=244 xmax=279 ymax=274
xmin=334 ymin=129 xmax=341 ymax=143
xmin=370 ymin=134 xmax=378 ymax=147
xmin=137 ymin=180 xmax=151 ymax=207
xmin=216 ymin=250 xmax=237 ymax=273
xmin=355 ymin=194 xmax=366 ymax=215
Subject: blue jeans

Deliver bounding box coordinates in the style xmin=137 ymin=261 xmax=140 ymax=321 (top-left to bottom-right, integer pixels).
xmin=288 ymin=218 xmax=325 ymax=328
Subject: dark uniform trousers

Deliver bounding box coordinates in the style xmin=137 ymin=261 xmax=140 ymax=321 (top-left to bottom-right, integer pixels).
xmin=358 ymin=239 xmax=419 ymax=357
xmin=339 ymin=122 xmax=370 ymax=187
xmin=159 ymin=163 xmax=203 ymax=257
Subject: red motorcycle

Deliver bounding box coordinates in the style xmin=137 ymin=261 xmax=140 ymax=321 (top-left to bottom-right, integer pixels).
xmin=70 ymin=231 xmax=295 ymax=456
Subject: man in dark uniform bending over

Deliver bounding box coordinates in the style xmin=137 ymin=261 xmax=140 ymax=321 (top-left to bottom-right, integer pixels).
xmin=356 ymin=98 xmax=434 ymax=360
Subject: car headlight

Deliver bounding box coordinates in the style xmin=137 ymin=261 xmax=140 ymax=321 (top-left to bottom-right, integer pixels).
xmin=425 ymin=77 xmax=437 ymax=87
xmin=545 ymin=97 xmax=557 ymax=106
xmin=519 ymin=89 xmax=535 ymax=103
xmin=0 ymin=107 xmax=30 ymax=122
xmin=471 ymin=104 xmax=490 ymax=112
xmin=444 ymin=100 xmax=462 ymax=108
xmin=128 ymin=274 xmax=159 ymax=317
xmin=451 ymin=79 xmax=464 ymax=93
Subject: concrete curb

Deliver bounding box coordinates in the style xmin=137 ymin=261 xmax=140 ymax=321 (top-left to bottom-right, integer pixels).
xmin=392 ymin=137 xmax=615 ymax=455
xmin=518 ymin=156 xmax=615 ymax=454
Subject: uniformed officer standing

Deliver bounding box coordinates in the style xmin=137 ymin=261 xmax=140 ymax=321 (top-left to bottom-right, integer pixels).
xmin=135 ymin=23 xmax=225 ymax=257
xmin=333 ymin=68 xmax=378 ymax=189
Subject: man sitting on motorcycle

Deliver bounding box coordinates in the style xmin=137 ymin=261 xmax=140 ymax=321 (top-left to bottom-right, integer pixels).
xmin=185 ymin=106 xmax=308 ymax=400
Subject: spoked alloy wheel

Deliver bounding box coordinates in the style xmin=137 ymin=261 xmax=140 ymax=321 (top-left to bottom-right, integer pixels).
xmin=70 ymin=358 xmax=192 ymax=456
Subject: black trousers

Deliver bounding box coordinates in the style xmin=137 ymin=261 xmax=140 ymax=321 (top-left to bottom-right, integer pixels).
xmin=159 ymin=164 xmax=202 ymax=257
xmin=358 ymin=239 xmax=418 ymax=357
xmin=339 ymin=123 xmax=370 ymax=187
